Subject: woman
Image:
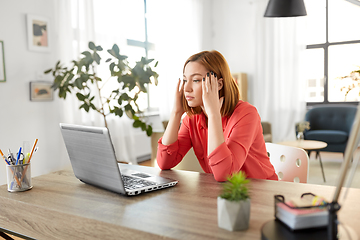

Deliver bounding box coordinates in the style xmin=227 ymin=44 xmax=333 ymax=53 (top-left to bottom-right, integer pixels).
xmin=157 ymin=50 xmax=277 ymax=182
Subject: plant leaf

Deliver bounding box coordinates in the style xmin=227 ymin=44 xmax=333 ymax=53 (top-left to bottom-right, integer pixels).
xmin=76 ymin=92 xmax=86 ymax=101
xmin=88 ymin=42 xmax=96 ymax=50
xmin=114 ymin=108 xmax=123 ymax=117
xmin=112 ymin=44 xmax=120 ymax=55
xmin=219 ymin=171 xmax=250 ymax=201
xmin=90 ymin=103 xmax=97 ymax=110
xmin=140 ymin=122 xmax=146 ymax=131
xmin=93 ymin=52 xmax=101 ymax=65
xmin=133 ymin=120 xmax=142 ymax=128
xmin=146 ymin=125 xmax=153 ymax=136
xmin=81 ymin=51 xmax=92 ymax=58
xmin=79 ymin=103 xmax=90 ymax=112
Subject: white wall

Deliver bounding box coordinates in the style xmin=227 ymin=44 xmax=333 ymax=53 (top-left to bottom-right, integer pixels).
xmin=0 ymin=0 xmax=70 ymax=185
xmin=210 ymin=0 xmax=257 ymax=104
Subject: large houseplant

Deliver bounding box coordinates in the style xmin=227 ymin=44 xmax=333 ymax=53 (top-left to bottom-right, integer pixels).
xmin=217 ymin=171 xmax=251 ymax=231
xmin=44 ymin=41 xmax=158 ymax=136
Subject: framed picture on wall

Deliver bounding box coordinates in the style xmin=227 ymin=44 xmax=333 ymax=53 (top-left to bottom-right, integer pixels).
xmin=26 ymin=14 xmax=50 ymax=52
xmin=0 ymin=40 xmax=6 ymax=82
xmin=29 ymin=81 xmax=54 ymax=101
xmin=232 ymin=72 xmax=248 ymax=102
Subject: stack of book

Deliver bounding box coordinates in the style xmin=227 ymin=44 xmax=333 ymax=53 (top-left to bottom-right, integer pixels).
xmin=275 ymin=194 xmax=328 ymax=230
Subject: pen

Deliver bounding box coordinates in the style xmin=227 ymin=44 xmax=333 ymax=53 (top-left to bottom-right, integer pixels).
xmin=0 ymin=149 xmax=10 ymax=165
xmin=8 ymin=149 xmax=15 ymax=165
xmin=2 ymin=149 xmax=21 ymax=186
xmin=16 ymin=147 xmax=22 ymax=165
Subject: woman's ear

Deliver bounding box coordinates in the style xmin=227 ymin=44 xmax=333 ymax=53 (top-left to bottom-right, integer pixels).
xmin=218 ymin=78 xmax=224 ymax=91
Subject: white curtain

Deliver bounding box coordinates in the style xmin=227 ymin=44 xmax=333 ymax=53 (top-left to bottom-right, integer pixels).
xmin=55 ymin=0 xmax=138 ymax=164
xmin=254 ymin=0 xmax=307 ymax=143
xmin=54 ymin=0 xmax=102 ymax=126
xmin=152 ymin=0 xmax=203 ymax=122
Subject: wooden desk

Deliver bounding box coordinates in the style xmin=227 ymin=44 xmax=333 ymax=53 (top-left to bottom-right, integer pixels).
xmin=0 ymin=165 xmax=359 ymax=240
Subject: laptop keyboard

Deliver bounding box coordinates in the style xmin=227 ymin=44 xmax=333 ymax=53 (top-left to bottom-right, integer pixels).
xmin=122 ymin=175 xmax=156 ymax=190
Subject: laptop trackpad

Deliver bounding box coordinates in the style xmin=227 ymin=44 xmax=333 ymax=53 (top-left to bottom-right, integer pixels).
xmin=131 ymin=173 xmax=151 ymax=178
xmin=119 ymin=165 xmax=175 ymax=184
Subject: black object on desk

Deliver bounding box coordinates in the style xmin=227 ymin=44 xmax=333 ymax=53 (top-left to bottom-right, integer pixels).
xmin=261 ymin=219 xmax=328 ymax=240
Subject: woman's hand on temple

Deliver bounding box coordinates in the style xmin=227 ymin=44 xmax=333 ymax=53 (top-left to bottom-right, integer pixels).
xmin=173 ymin=78 xmax=185 ymax=115
xmin=161 ymin=79 xmax=185 ymax=146
xmin=202 ymin=72 xmax=223 ymax=117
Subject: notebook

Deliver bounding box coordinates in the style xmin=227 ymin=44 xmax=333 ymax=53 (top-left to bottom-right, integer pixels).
xmin=59 ymin=123 xmax=178 ymax=196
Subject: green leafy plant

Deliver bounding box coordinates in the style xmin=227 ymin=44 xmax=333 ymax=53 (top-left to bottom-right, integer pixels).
xmin=219 ymin=171 xmax=250 ymax=202
xmin=44 ymin=42 xmax=158 ymax=136
xmin=296 ymin=121 xmax=310 ymax=133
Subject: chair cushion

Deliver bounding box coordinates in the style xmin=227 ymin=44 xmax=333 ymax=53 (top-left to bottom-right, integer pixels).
xmin=305 ymin=130 xmax=348 ymax=144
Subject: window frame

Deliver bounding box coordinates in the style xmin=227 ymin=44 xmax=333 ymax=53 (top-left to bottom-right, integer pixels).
xmin=306 ymin=0 xmax=360 ymax=106
xmin=126 ymin=0 xmax=159 ymax=112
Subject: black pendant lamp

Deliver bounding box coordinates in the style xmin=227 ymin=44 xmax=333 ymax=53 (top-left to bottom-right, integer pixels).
xmin=264 ymin=0 xmax=307 ymax=17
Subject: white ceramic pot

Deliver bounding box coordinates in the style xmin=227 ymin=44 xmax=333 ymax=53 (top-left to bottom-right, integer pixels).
xmin=217 ymin=196 xmax=251 ymax=231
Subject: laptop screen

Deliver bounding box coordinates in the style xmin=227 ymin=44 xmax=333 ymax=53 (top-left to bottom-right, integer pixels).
xmin=60 ymin=123 xmax=126 ymax=194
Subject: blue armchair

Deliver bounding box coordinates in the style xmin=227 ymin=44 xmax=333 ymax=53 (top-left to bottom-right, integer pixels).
xmin=304 ymin=104 xmax=358 ymax=155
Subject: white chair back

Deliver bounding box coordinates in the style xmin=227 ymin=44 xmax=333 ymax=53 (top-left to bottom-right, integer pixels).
xmin=265 ymin=142 xmax=309 ymax=183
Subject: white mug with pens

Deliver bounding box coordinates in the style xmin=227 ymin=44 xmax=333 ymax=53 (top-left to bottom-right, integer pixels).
xmin=1 ymin=139 xmax=38 ymax=192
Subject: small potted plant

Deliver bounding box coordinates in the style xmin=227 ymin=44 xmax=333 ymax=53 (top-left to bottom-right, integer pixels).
xmin=217 ymin=171 xmax=251 ymax=231
xmin=295 ymin=121 xmax=310 ymax=141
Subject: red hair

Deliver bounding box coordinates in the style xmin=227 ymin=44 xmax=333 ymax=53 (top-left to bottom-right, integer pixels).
xmin=182 ymin=50 xmax=240 ymax=117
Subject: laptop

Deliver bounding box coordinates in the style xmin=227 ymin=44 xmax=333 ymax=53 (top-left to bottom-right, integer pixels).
xmin=59 ymin=123 xmax=178 ymax=196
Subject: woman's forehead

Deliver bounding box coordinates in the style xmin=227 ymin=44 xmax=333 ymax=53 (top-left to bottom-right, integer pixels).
xmin=183 ymin=61 xmax=208 ymax=76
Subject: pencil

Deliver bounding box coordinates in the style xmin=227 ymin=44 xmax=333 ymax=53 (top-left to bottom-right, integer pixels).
xmin=0 ymin=149 xmax=10 ymax=165
xmin=20 ymin=139 xmax=38 ymax=183
xmin=27 ymin=139 xmax=38 ymax=164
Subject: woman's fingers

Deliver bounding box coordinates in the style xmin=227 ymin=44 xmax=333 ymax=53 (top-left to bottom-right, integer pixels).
xmin=205 ymin=72 xmax=219 ymax=93
xmin=202 ymin=76 xmax=206 ymax=94
xmin=211 ymin=72 xmax=218 ymax=92
xmin=177 ymin=78 xmax=182 ymax=92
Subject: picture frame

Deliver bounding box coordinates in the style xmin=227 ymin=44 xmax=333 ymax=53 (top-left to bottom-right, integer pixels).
xmin=26 ymin=14 xmax=50 ymax=52
xmin=0 ymin=40 xmax=6 ymax=82
xmin=29 ymin=81 xmax=54 ymax=101
xmin=232 ymin=72 xmax=248 ymax=102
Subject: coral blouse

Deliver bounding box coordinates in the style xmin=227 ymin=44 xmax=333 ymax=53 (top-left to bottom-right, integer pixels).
xmin=157 ymin=101 xmax=278 ymax=182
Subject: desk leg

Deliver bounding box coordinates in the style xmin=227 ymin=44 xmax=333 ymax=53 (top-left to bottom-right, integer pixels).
xmin=316 ymin=151 xmax=326 ymax=182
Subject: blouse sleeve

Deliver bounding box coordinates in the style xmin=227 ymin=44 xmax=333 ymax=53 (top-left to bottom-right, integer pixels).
xmin=208 ymin=105 xmax=261 ymax=181
xmin=156 ymin=117 xmax=192 ymax=170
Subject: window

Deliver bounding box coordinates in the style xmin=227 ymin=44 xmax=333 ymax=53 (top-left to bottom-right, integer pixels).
xmin=305 ymin=0 xmax=360 ymax=104
xmin=72 ymin=0 xmax=156 ymax=112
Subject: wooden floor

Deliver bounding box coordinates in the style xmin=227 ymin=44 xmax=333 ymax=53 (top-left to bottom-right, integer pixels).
xmin=307 ymin=151 xmax=360 ymax=188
